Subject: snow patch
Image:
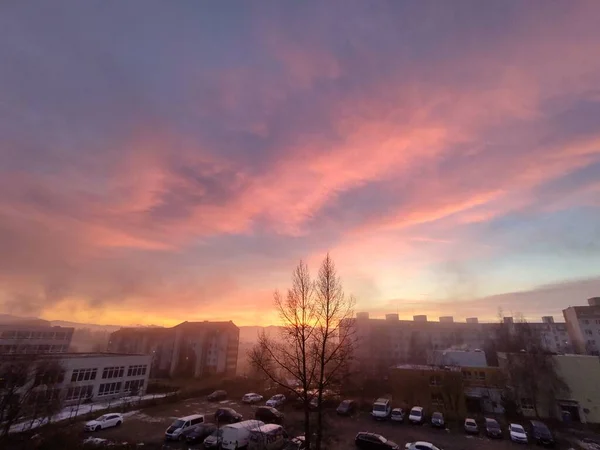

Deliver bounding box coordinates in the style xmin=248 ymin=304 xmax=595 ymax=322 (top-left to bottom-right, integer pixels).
xmin=83 ymin=437 xmax=107 ymax=445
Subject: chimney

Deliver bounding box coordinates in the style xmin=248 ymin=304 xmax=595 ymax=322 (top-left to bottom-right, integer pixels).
xmin=413 ymin=315 xmax=427 ymax=322
xmin=466 ymin=317 xmax=479 ymax=324
xmin=439 ymin=316 xmax=454 ymax=323
xmin=385 ymin=314 xmax=399 ymax=321
xmin=542 ymin=316 xmax=554 ymax=324
xmin=588 ymin=297 xmax=600 ymax=307
xmin=503 ymin=317 xmax=514 ymax=324
xmin=356 ymin=312 xmax=370 ymax=320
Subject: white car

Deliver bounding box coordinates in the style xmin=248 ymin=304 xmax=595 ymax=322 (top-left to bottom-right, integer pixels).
xmin=405 ymin=441 xmax=441 ymax=450
xmin=509 ymin=423 xmax=528 ymax=444
xmin=242 ymin=393 xmax=264 ymax=404
xmin=408 ymin=406 xmax=424 ymax=424
xmin=266 ymin=394 xmax=286 ymax=407
xmin=84 ymin=413 xmax=123 ymax=431
xmin=391 ymin=408 xmax=405 ymax=422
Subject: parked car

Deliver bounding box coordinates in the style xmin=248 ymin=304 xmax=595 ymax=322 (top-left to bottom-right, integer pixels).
xmin=208 ymin=390 xmax=228 ymax=401
xmin=184 ymin=423 xmax=217 ymax=445
xmin=408 ymin=406 xmax=425 ymax=424
xmin=431 ymin=412 xmax=444 ymax=428
xmin=372 ymin=398 xmax=392 ymax=420
xmin=203 ymin=428 xmax=223 ymax=449
xmin=243 ymin=393 xmax=264 ymax=404
xmin=221 ymin=420 xmax=265 ymax=450
xmin=255 ymin=406 xmax=284 ymax=424
xmin=580 ymin=438 xmax=600 ymax=450
xmin=267 ymin=394 xmax=287 ymax=408
xmin=464 ymin=418 xmax=479 ymax=434
xmin=530 ymin=420 xmax=555 ymax=447
xmin=390 ymin=408 xmax=405 ymax=422
xmin=484 ymin=418 xmax=502 ymax=439
xmin=404 ymin=442 xmax=441 ymax=450
xmin=509 ymin=423 xmax=528 ymax=444
xmin=337 ymin=399 xmax=356 ymax=416
xmin=165 ymin=414 xmax=204 ymax=440
xmin=248 ymin=423 xmax=287 ymax=450
xmin=215 ymin=408 xmax=243 ymax=424
xmin=355 ymin=432 xmax=399 ymax=450
xmin=284 ymin=435 xmax=307 ymax=450
xmin=84 ymin=413 xmax=123 ymax=431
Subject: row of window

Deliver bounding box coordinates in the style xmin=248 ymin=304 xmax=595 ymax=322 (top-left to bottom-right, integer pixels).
xmin=584 ymin=329 xmax=600 ymax=336
xmin=0 ymin=344 xmax=68 ymax=354
xmin=98 ymin=382 xmax=122 ymax=397
xmin=103 ymin=366 xmax=125 ymax=379
xmin=127 ymin=365 xmax=147 ymax=377
xmin=581 ymin=319 xmax=600 ymax=325
xmin=462 ymin=370 xmax=486 ymax=381
xmin=124 ymin=379 xmax=145 ymax=393
xmin=71 ymin=368 xmax=97 ymax=382
xmin=66 ymin=385 xmax=93 ymax=401
xmin=0 ymin=331 xmax=71 ymax=340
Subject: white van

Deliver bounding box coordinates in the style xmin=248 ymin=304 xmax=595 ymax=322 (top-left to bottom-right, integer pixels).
xmin=248 ymin=424 xmax=287 ymax=450
xmin=371 ymin=398 xmax=391 ymax=420
xmin=222 ymin=420 xmax=265 ymax=450
xmin=165 ymin=414 xmax=204 ymax=440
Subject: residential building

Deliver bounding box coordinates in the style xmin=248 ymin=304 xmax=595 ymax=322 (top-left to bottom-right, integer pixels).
xmin=108 ymin=321 xmax=239 ymax=378
xmin=498 ymin=353 xmax=600 ymax=423
xmin=428 ymin=349 xmax=488 ymax=367
xmin=563 ymin=298 xmax=600 ymax=355
xmin=0 ymin=352 xmax=152 ymax=404
xmin=0 ymin=324 xmax=74 ymax=354
xmin=352 ymin=312 xmax=572 ymax=373
xmin=388 ymin=364 xmax=505 ymax=418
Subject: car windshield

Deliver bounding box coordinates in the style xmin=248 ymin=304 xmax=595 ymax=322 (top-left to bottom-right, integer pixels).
xmin=392 ymin=410 xmax=402 ymax=415
xmin=97 ymin=415 xmax=110 ymax=421
xmin=373 ymin=404 xmax=387 ymax=411
xmin=511 ymin=425 xmax=524 ymax=433
xmin=487 ymin=421 xmax=500 ymax=429
xmin=411 ymin=410 xmax=422 ymax=417
xmin=466 ymin=420 xmax=476 ymax=425
xmin=211 ymin=429 xmax=223 ymax=437
xmin=433 ymin=413 xmax=442 ymax=419
xmin=172 ymin=419 xmax=185 ymax=428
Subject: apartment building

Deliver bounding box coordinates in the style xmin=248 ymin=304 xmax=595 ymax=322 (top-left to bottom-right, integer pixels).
xmin=0 ymin=352 xmax=152 ymax=404
xmin=108 ymin=320 xmax=239 ymax=378
xmin=352 ymin=312 xmax=572 ymax=373
xmin=0 ymin=324 xmax=74 ymax=354
xmin=563 ymin=298 xmax=600 ymax=355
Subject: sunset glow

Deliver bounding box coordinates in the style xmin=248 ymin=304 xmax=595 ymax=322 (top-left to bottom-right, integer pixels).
xmin=1 ymin=2 xmax=600 ymax=326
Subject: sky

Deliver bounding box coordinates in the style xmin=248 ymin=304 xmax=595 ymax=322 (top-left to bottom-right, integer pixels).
xmin=1 ymin=1 xmax=600 ymax=327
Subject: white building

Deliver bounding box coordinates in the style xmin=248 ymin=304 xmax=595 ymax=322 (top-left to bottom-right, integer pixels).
xmin=563 ymin=297 xmax=600 ymax=355
xmin=0 ymin=324 xmax=74 ymax=354
xmin=0 ymin=353 xmax=152 ymax=404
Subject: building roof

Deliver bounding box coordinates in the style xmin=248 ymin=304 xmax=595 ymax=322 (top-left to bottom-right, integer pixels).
xmin=0 ymin=352 xmax=148 ymax=361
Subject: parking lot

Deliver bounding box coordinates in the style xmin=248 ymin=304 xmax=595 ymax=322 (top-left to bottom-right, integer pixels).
xmin=79 ymin=396 xmax=575 ymax=450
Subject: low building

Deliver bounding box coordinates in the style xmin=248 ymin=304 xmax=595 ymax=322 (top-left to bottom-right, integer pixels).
xmin=427 ymin=349 xmax=488 ymax=367
xmin=389 ymin=364 xmax=505 ymax=418
xmin=0 ymin=324 xmax=74 ymax=354
xmin=498 ymin=353 xmax=600 ymax=423
xmin=0 ymin=352 xmax=152 ymax=405
xmin=108 ymin=321 xmax=239 ymax=378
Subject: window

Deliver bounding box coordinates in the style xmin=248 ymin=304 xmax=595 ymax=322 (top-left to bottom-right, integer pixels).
xmin=462 ymin=370 xmax=472 ymax=379
xmin=102 ymin=366 xmax=125 ymax=379
xmin=127 ymin=365 xmax=147 ymax=377
xmin=71 ymin=368 xmax=97 ymax=382
xmin=520 ymin=398 xmax=534 ymax=410
xmin=478 ymin=371 xmax=486 ymax=380
xmin=596 ymin=320 xmax=600 ymax=325
xmin=583 ymin=320 xmax=590 ymax=325
xmin=431 ymin=393 xmax=444 ymax=405
xmin=34 ymin=368 xmax=65 ymax=386
xmin=124 ymin=379 xmax=144 ymax=393
xmin=190 ymin=417 xmax=204 ymax=425
xmin=98 ymin=382 xmax=122 ymax=396
xmin=66 ymin=385 xmax=93 ymax=401
xmin=585 ymin=329 xmax=593 ymax=336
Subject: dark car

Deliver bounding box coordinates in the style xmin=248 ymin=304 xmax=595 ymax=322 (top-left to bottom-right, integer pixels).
xmin=183 ymin=423 xmax=217 ymax=444
xmin=530 ymin=420 xmax=555 ymax=446
xmin=431 ymin=412 xmax=445 ymax=428
xmin=214 ymin=407 xmax=242 ymax=424
xmin=255 ymin=406 xmax=284 ymax=424
xmin=355 ymin=432 xmax=399 ymax=450
xmin=337 ymin=399 xmax=356 ymax=416
xmin=485 ymin=418 xmax=502 ymax=439
xmin=207 ymin=390 xmax=227 ymax=401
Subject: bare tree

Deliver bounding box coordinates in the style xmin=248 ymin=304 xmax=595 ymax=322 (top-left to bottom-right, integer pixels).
xmin=313 ymin=254 xmax=355 ymax=450
xmin=0 ymin=356 xmax=65 ymax=438
xmin=249 ymin=260 xmax=319 ymax=450
xmin=439 ymin=371 xmax=464 ymax=419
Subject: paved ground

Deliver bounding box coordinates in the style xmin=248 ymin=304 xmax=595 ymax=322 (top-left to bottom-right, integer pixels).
xmin=77 ymin=396 xmax=575 ymax=450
